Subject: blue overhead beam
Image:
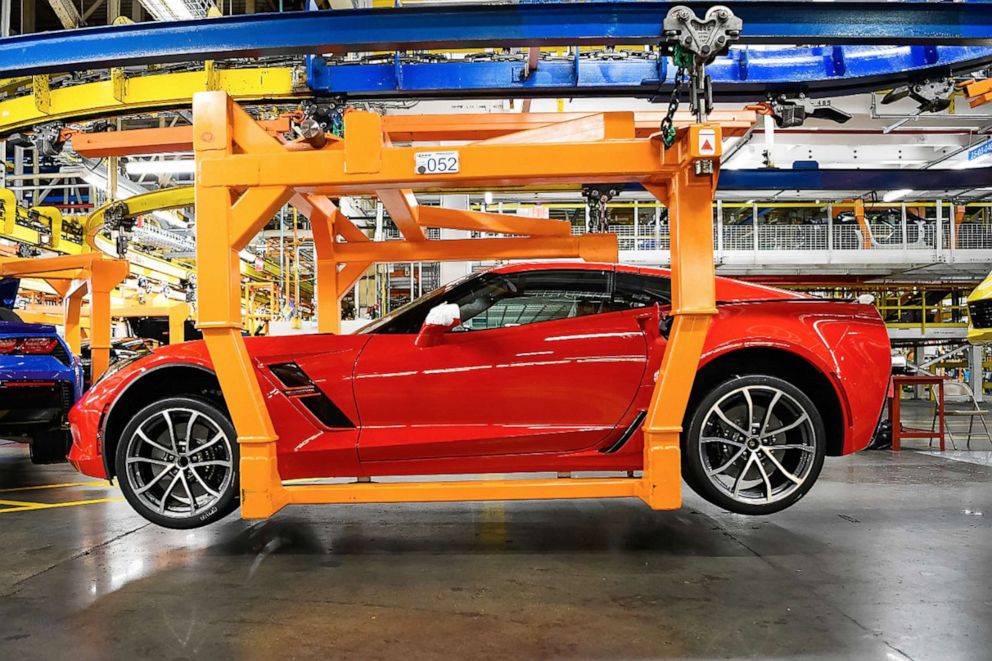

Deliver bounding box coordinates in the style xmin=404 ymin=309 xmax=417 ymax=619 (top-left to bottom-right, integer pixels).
xmin=717 ymin=167 xmax=992 ymax=191
xmin=307 ymin=46 xmax=992 ymax=100
xmin=1 ymin=2 xmax=992 ymax=77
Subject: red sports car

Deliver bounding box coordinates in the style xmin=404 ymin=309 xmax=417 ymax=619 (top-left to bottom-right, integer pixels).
xmin=68 ymin=263 xmax=891 ymax=528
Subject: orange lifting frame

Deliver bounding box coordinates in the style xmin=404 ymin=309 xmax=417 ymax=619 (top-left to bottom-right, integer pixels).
xmin=0 ymin=254 xmax=128 ymax=381
xmin=191 ymin=91 xmax=723 ymax=518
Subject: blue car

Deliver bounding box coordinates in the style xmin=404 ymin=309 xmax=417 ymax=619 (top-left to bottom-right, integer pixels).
xmin=0 ymin=278 xmax=83 ymax=463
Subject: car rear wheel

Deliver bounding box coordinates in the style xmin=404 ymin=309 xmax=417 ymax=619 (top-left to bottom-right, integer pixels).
xmin=682 ymin=375 xmax=826 ymax=515
xmin=116 ymin=396 xmax=239 ymax=529
xmin=29 ymin=428 xmax=71 ymax=464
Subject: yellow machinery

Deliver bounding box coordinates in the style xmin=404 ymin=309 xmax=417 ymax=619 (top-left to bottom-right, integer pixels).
xmin=968 ymin=269 xmax=992 ymax=344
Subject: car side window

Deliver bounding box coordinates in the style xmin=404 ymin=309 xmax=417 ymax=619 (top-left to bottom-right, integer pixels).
xmin=455 ymin=269 xmax=611 ymax=331
xmin=609 ymin=272 xmax=672 ymax=311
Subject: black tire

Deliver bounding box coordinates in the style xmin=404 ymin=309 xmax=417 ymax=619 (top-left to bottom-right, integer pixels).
xmin=29 ymin=428 xmax=71 ymax=464
xmin=682 ymin=374 xmax=826 ymax=515
xmin=116 ymin=396 xmax=239 ymax=529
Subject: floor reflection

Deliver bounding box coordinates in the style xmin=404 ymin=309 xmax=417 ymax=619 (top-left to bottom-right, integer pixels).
xmin=1 ymin=448 xmax=990 ymax=660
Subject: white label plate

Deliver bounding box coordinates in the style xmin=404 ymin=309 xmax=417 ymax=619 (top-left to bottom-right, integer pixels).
xmin=415 ymin=150 xmax=460 ymax=175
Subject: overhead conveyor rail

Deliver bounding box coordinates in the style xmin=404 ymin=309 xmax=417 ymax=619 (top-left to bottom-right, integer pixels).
xmin=0 ymin=2 xmax=990 ymax=78
xmin=1 ymin=2 xmax=991 ymax=137
xmin=307 ymin=45 xmax=992 ymax=101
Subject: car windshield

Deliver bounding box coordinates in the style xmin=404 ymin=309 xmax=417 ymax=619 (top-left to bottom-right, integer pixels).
xmin=0 ymin=308 xmax=23 ymax=323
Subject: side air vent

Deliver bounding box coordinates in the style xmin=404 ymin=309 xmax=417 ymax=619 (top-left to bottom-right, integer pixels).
xmin=299 ymin=394 xmax=356 ymax=428
xmin=269 ymin=362 xmax=312 ymax=388
xmin=267 ymin=361 xmax=356 ymax=428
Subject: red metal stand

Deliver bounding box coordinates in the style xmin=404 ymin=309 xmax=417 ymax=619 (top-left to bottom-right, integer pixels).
xmin=890 ymin=375 xmax=946 ymax=451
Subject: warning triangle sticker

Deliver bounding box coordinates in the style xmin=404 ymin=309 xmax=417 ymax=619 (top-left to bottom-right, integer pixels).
xmin=701 ymin=139 xmax=713 ymax=151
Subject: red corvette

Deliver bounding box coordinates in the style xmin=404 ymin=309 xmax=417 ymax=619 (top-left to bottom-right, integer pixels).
xmin=68 ymin=263 xmax=891 ymax=528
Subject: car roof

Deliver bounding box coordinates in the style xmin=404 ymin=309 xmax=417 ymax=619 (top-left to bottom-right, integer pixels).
xmin=490 ymin=261 xmax=666 ymax=277
xmin=487 ymin=262 xmax=809 ymax=301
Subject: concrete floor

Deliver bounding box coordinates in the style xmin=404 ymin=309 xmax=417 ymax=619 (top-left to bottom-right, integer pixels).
xmin=1 ymin=425 xmax=990 ymax=660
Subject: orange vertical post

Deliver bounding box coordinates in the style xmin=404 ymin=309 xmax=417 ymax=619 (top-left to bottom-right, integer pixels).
xmin=193 ymin=92 xmax=289 ymax=517
xmin=88 ymin=259 xmax=129 ymax=380
xmin=641 ymin=125 xmax=721 ymax=509
xmin=62 ymin=288 xmax=84 ymax=355
xmin=308 ymin=198 xmax=342 ymax=334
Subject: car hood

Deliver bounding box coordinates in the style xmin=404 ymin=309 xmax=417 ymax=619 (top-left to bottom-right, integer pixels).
xmin=139 ymin=332 xmax=373 ymax=367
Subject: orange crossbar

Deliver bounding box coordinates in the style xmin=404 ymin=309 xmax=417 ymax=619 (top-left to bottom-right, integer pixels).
xmin=286 ymin=477 xmax=642 ymax=505
xmin=75 ymin=110 xmax=754 ymax=157
xmin=190 ymin=91 xmax=724 ymax=518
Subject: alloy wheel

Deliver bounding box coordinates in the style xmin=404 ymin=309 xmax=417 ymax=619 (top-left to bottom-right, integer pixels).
xmin=697 ymin=384 xmax=817 ymax=506
xmin=123 ymin=407 xmax=235 ymax=519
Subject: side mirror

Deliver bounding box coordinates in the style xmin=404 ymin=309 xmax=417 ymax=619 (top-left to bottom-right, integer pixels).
xmin=634 ymin=304 xmax=662 ymax=343
xmin=415 ymin=303 xmax=461 ymax=348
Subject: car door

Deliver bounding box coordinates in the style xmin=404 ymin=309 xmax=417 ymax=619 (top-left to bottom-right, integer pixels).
xmin=353 ymin=268 xmax=649 ymax=462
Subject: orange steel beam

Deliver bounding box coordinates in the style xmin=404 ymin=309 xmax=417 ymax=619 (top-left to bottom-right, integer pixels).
xmin=333 ymin=235 xmax=615 ymax=263
xmin=382 ymin=110 xmax=754 ymax=141
xmin=70 ymin=117 xmax=294 ymax=157
xmin=417 ymin=206 xmax=571 ymax=236
xmin=199 ymin=140 xmax=680 ymax=193
xmin=376 ymin=189 xmax=426 ymax=241
xmin=476 ymin=112 xmax=634 ymax=145
xmin=961 ymin=79 xmax=992 ymax=107
xmin=111 ymin=302 xmax=190 ymax=345
xmin=73 ymin=110 xmax=755 ymax=157
xmin=285 ymin=477 xmax=640 ymax=505
xmin=191 ymin=91 xmax=723 ymax=519
xmin=832 ymin=199 xmax=872 ymax=250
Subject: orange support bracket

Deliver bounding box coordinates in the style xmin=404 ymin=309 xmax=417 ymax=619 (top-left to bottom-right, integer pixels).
xmin=110 ymin=302 xmax=191 ymax=345
xmin=191 ymin=90 xmax=725 ymax=519
xmin=0 ymin=254 xmax=128 ymax=382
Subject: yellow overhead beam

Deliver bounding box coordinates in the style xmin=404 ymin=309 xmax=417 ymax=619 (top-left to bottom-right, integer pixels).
xmin=0 ymin=66 xmax=300 ymax=135
xmin=84 ymin=185 xmax=194 ymax=251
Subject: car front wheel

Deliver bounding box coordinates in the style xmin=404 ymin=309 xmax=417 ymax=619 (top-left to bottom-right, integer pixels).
xmin=682 ymin=375 xmax=826 ymax=515
xmin=116 ymin=396 xmax=239 ymax=529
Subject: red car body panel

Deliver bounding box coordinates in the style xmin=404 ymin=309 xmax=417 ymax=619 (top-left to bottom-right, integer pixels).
xmin=68 ymin=263 xmax=891 ymax=482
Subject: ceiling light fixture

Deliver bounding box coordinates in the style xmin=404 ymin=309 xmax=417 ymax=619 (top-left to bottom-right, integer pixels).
xmin=882 ymin=189 xmax=913 ymax=202
xmin=138 ymin=0 xmax=211 ymax=22
xmin=125 ymin=159 xmax=196 ymax=176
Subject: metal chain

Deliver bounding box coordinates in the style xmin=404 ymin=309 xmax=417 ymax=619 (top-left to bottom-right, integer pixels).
xmin=660 ymin=67 xmax=686 ymax=150
xmin=660 ymin=47 xmax=691 ymax=150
